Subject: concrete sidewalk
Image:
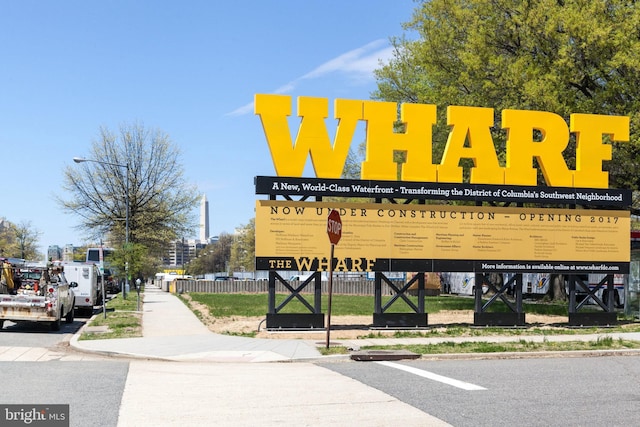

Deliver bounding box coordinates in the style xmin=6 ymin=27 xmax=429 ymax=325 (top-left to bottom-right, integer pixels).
xmin=71 ymin=285 xmax=640 ymax=362
xmin=71 ymin=285 xmax=323 ymax=362
xmin=71 ymin=286 xmax=453 ymax=427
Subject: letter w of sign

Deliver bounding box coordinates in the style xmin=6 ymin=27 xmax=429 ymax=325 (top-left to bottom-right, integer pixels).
xmin=254 ymin=94 xmax=361 ymax=178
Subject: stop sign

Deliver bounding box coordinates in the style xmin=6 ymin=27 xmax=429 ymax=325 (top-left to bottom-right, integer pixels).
xmin=327 ymin=209 xmax=342 ymax=245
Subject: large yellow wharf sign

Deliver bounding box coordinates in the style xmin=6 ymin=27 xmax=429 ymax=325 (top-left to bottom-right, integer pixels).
xmin=255 ymin=94 xmax=629 ymax=188
xmin=255 ymin=200 xmax=629 ymax=274
xmin=253 ymin=95 xmax=632 ymax=274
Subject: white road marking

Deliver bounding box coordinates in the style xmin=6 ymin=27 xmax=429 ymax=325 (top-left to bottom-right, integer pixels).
xmin=376 ymin=361 xmax=487 ymax=391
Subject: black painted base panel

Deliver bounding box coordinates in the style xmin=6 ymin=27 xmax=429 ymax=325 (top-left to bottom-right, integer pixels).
xmin=266 ymin=313 xmax=325 ymax=329
xmin=474 ymin=312 xmax=526 ymax=326
xmin=568 ymin=312 xmax=617 ymax=327
xmin=372 ymin=313 xmax=428 ymax=328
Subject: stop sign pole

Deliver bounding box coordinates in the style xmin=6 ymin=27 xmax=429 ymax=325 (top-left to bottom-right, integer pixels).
xmin=326 ymin=209 xmax=342 ymax=349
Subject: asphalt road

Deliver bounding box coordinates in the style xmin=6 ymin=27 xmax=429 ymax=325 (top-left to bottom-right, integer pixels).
xmin=0 ymin=361 xmax=128 ymax=427
xmin=0 ymin=315 xmax=86 ymax=347
xmin=320 ymin=355 xmax=640 ymax=426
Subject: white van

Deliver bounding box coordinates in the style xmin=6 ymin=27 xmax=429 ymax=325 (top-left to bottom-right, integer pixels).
xmin=63 ymin=262 xmax=101 ymax=316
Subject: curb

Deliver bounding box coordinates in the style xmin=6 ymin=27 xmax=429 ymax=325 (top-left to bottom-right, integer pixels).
xmin=69 ymin=311 xmax=175 ymax=362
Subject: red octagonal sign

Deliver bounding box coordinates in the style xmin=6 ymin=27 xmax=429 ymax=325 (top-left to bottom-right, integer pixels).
xmin=327 ymin=209 xmax=342 ymax=245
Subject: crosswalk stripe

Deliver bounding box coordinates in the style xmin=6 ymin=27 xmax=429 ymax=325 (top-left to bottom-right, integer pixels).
xmin=376 ymin=361 xmax=487 ymax=391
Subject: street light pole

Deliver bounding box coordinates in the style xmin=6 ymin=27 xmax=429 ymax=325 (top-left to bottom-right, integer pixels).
xmin=73 ymin=156 xmax=130 ymax=300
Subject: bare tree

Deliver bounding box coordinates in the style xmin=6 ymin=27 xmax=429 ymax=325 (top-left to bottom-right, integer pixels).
xmin=59 ymin=122 xmax=200 ymax=257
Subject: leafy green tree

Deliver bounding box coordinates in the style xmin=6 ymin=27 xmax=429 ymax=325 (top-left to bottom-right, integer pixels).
xmin=110 ymin=242 xmax=158 ymax=282
xmin=189 ymin=233 xmax=234 ymax=275
xmin=229 ymin=219 xmax=255 ymax=274
xmin=0 ymin=219 xmax=16 ymax=258
xmin=59 ymin=122 xmax=200 ymax=264
xmin=13 ymin=221 xmax=42 ymax=260
xmin=73 ymin=246 xmax=88 ymax=262
xmin=0 ymin=219 xmax=41 ymax=260
xmin=374 ymin=0 xmax=640 ymax=193
xmin=342 ymin=148 xmax=363 ymax=179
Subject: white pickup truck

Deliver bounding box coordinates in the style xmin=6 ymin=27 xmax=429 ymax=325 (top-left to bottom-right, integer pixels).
xmin=0 ymin=260 xmax=77 ymax=331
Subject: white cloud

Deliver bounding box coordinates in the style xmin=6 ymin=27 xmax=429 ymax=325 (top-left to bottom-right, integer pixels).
xmin=301 ymin=39 xmax=390 ymax=80
xmin=227 ymin=39 xmax=392 ymax=117
xmin=343 ymin=46 xmax=394 ymax=75
xmin=227 ymin=102 xmax=254 ymax=117
xmin=273 ymin=83 xmax=296 ymax=94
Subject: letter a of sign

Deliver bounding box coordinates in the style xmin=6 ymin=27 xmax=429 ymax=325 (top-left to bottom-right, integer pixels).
xmin=327 ymin=209 xmax=342 ymax=245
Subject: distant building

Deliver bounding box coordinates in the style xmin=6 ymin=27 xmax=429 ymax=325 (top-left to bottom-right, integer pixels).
xmin=165 ymin=238 xmax=206 ymax=267
xmin=161 ymin=193 xmax=218 ymax=267
xmin=47 ymin=245 xmax=63 ymax=261
xmin=63 ymin=244 xmax=76 ymax=262
xmin=200 ymin=194 xmax=210 ymax=242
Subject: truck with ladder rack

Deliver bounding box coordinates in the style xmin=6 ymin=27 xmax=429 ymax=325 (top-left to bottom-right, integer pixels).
xmin=0 ymin=259 xmax=77 ymax=331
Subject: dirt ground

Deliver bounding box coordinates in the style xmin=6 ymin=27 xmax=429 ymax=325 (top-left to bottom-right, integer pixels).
xmin=180 ymin=294 xmax=568 ymax=340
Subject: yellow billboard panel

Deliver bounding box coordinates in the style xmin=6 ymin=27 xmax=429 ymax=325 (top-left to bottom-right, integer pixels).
xmin=255 ymin=200 xmax=630 ymax=274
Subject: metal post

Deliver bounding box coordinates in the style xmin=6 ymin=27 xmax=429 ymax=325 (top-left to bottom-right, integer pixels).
xmin=100 ymin=240 xmax=106 ymax=319
xmin=124 ymin=163 xmax=129 ymax=300
xmin=325 ymin=244 xmax=335 ymax=349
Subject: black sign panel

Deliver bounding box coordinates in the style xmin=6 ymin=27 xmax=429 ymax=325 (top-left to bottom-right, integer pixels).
xmin=255 ymin=257 xmax=629 ymax=274
xmin=255 ymin=176 xmax=631 ymax=208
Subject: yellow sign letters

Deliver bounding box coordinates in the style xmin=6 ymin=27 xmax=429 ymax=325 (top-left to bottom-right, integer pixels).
xmin=255 ymin=94 xmax=629 ymax=189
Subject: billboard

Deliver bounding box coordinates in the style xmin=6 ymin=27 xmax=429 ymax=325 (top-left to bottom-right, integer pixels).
xmin=255 ymin=200 xmax=630 ymax=274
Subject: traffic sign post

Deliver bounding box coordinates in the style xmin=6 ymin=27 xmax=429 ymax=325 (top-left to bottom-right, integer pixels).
xmin=326 ymin=210 xmax=342 ymax=349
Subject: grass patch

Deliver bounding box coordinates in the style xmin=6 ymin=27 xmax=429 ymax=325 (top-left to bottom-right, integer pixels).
xmin=182 ymin=292 xmax=640 ymax=354
xmin=358 ymin=322 xmax=640 ymax=339
xmin=320 ymin=346 xmax=351 ymax=356
xmin=183 ymin=293 xmax=640 ymax=339
xmin=319 ymin=337 xmax=640 ymax=356
xmin=187 ymin=293 xmax=269 ymax=317
xmin=359 ymin=337 xmax=640 ymax=355
xmin=178 ymin=293 xmax=259 ymax=338
xmin=79 ymin=294 xmax=142 ymax=340
xmin=184 ymin=293 xmax=571 ymax=317
xmin=222 ymin=330 xmax=258 ymax=338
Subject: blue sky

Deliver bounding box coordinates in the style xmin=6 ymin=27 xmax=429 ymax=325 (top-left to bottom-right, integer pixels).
xmin=0 ymin=0 xmax=416 ymax=255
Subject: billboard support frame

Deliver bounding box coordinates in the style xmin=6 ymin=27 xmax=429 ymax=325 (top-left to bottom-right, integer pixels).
xmin=266 ymin=271 xmax=324 ymax=329
xmin=568 ymin=274 xmax=617 ymax=326
xmin=372 ymin=272 xmax=428 ymax=328
xmin=474 ymin=273 xmax=526 ymax=326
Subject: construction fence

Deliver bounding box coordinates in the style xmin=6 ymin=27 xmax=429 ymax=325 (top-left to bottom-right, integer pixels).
xmin=164 ymin=279 xmax=376 ymax=295
xmin=161 ymin=278 xmax=442 ymax=296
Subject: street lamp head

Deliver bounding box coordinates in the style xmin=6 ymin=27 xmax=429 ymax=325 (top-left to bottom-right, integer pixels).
xmin=72 ymin=156 xmax=127 ymax=169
